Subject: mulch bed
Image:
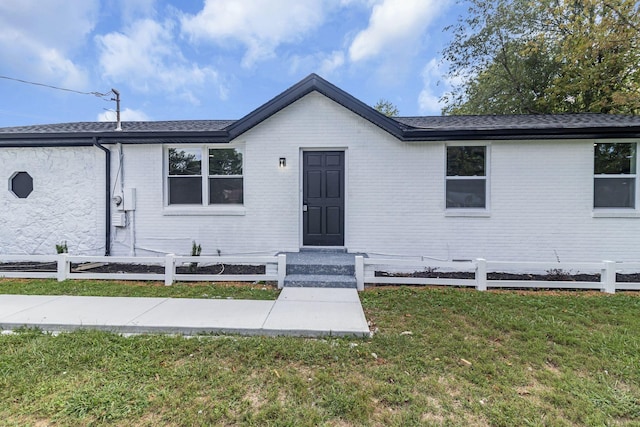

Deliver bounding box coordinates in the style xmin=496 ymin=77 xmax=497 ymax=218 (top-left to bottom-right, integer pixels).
xmin=0 ymin=262 xmax=58 ymax=272
xmin=0 ymin=262 xmax=264 ymax=275
xmin=84 ymin=263 xmax=265 ymax=275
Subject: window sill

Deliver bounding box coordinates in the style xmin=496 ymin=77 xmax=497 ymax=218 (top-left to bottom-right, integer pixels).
xmin=163 ymin=206 xmax=246 ymax=216
xmin=592 ymin=210 xmax=640 ymax=218
xmin=445 ymin=210 xmax=491 ymax=218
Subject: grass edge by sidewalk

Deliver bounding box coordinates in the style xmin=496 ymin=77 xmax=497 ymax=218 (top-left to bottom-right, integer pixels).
xmin=0 ymin=278 xmax=280 ymax=300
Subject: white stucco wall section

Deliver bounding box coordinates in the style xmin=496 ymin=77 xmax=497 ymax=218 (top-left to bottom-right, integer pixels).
xmin=0 ymin=146 xmax=105 ymax=255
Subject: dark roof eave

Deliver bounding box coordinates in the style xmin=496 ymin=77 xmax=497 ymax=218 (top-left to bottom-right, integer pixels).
xmin=402 ymin=127 xmax=640 ymax=141
xmin=0 ymin=130 xmax=230 ymax=146
xmin=2 ymin=126 xmax=639 ymax=147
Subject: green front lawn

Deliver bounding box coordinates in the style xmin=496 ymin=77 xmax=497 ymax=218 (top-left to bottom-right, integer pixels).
xmin=0 ymin=278 xmax=279 ymax=300
xmin=1 ymin=281 xmax=639 ymax=426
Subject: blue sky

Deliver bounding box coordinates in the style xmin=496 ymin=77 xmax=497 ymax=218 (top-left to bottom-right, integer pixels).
xmin=0 ymin=0 xmax=464 ymax=127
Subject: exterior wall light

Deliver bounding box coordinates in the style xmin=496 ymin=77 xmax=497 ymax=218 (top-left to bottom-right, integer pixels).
xmin=279 ymin=157 xmax=286 ymax=168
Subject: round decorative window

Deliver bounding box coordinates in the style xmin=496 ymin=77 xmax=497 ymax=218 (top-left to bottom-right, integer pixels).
xmin=9 ymin=171 xmax=33 ymax=198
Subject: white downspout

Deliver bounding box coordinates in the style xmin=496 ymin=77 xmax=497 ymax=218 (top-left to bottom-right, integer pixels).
xmin=129 ymin=208 xmax=136 ymax=257
xmin=124 ymin=188 xmax=137 ymax=257
xmin=116 ymin=143 xmax=135 ymax=256
xmin=118 ymin=143 xmax=124 ymax=195
xmin=118 ymin=143 xmax=135 ymax=256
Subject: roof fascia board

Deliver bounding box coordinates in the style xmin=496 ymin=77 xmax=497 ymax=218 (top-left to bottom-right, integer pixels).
xmin=402 ymin=127 xmax=640 ymax=141
xmin=0 ymin=140 xmax=96 ymax=148
xmin=226 ymin=73 xmax=406 ymax=140
xmin=0 ymin=131 xmax=229 ymax=147
xmin=3 ymin=128 xmax=638 ymax=146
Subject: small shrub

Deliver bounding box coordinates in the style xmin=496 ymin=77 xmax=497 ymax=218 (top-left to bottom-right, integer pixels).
xmin=189 ymin=240 xmax=202 ymax=273
xmin=546 ymin=268 xmax=571 ymax=280
xmin=191 ymin=241 xmax=202 ymax=256
xmin=56 ymin=241 xmax=68 ymax=254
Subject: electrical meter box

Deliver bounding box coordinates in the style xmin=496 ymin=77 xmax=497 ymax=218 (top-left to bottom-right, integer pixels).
xmin=124 ymin=188 xmax=136 ymax=211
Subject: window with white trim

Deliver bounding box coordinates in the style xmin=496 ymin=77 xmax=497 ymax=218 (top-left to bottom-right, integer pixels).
xmin=167 ymin=147 xmax=243 ymax=206
xmin=208 ymin=148 xmax=243 ymax=204
xmin=594 ymin=142 xmax=637 ymax=208
xmin=446 ymin=145 xmax=487 ymax=209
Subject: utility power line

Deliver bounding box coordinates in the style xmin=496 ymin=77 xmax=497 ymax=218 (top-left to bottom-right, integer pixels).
xmin=0 ymin=74 xmax=112 ymax=99
xmin=0 ymin=74 xmax=122 ymax=129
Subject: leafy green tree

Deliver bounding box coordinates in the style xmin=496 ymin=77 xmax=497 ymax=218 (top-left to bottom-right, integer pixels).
xmin=168 ymin=148 xmax=201 ymax=175
xmin=541 ymin=0 xmax=640 ymax=114
xmin=373 ymin=99 xmax=399 ymax=117
xmin=594 ymin=143 xmax=636 ymax=174
xmin=442 ymin=0 xmax=640 ymax=115
xmin=209 ymin=149 xmax=242 ymax=175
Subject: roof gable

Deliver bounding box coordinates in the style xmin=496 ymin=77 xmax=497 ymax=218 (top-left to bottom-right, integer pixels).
xmin=226 ymin=73 xmax=404 ymax=140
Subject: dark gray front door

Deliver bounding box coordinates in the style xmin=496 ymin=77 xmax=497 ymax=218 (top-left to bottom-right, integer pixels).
xmin=303 ymin=151 xmax=345 ymax=246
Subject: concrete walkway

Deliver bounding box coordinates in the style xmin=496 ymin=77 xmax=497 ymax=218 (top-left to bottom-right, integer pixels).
xmin=0 ymin=288 xmax=370 ymax=337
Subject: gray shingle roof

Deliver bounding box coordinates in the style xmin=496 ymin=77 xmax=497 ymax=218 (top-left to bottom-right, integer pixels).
xmin=1 ymin=74 xmax=639 ymax=145
xmin=3 ymin=114 xmax=639 ymax=136
xmin=394 ymin=114 xmax=640 ymax=131
xmin=0 ymin=120 xmax=234 ymax=134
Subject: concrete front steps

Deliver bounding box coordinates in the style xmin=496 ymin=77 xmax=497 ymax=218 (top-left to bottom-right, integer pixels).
xmin=283 ymin=250 xmax=358 ymax=289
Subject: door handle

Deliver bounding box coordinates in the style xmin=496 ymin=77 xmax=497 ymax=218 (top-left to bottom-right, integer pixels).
xmin=303 ymin=204 xmax=308 ymax=212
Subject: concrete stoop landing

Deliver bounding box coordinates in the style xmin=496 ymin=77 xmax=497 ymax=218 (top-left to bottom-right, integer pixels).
xmin=283 ymin=249 xmax=359 ymax=289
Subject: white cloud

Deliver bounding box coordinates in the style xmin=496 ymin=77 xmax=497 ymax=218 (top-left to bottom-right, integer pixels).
xmin=0 ymin=0 xmax=98 ymax=51
xmin=338 ymin=0 xmax=372 ymax=5
xmin=96 ymin=18 xmax=226 ymax=103
xmin=116 ymin=0 xmax=157 ymax=22
xmin=180 ymin=0 xmax=327 ymax=68
xmin=418 ymin=58 xmax=447 ymax=114
xmin=0 ymin=0 xmax=99 ymax=89
xmin=97 ymin=107 xmax=150 ymax=122
xmin=320 ymin=51 xmax=346 ymax=75
xmin=348 ymin=0 xmax=447 ymax=63
xmin=290 ymin=50 xmax=346 ymax=78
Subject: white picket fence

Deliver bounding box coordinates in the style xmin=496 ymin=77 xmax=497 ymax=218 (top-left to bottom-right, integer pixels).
xmin=0 ymin=254 xmax=286 ymax=288
xmin=1 ymin=254 xmax=640 ymax=293
xmin=355 ymin=257 xmax=640 ymax=294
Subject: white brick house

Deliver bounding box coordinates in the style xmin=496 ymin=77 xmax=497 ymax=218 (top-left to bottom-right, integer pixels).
xmin=1 ymin=74 xmax=639 ymax=263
